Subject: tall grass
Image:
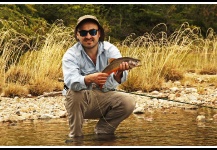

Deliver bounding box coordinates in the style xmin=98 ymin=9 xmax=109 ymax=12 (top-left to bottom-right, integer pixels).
xmin=0 ymin=20 xmax=217 ymax=97
xmin=0 ymin=19 xmax=75 ymax=97
xmin=118 ymin=22 xmax=217 ymax=92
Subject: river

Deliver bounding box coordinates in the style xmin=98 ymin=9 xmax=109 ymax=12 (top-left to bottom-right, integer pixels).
xmin=1 ymin=107 xmax=217 ymax=147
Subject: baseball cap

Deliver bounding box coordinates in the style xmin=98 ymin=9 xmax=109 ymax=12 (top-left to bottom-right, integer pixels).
xmin=74 ymin=15 xmax=105 ymax=41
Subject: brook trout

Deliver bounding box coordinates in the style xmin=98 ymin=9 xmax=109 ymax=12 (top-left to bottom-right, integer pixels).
xmin=102 ymin=57 xmax=141 ymax=75
xmin=99 ymin=57 xmax=141 ymax=89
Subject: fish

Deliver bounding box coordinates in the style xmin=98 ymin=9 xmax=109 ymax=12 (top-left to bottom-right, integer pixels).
xmin=99 ymin=57 xmax=141 ymax=89
xmin=102 ymin=57 xmax=141 ymax=75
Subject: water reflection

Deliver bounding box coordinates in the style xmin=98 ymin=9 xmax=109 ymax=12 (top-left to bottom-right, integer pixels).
xmin=1 ymin=107 xmax=217 ymax=146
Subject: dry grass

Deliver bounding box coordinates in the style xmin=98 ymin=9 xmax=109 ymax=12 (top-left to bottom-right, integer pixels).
xmin=28 ymin=77 xmax=62 ymax=96
xmin=0 ymin=20 xmax=217 ymax=97
xmin=5 ymin=65 xmax=32 ymax=85
xmin=118 ymin=22 xmax=217 ymax=92
xmin=3 ymin=83 xmax=29 ymax=97
xmin=199 ymin=66 xmax=217 ymax=75
xmin=0 ymin=19 xmax=75 ymax=97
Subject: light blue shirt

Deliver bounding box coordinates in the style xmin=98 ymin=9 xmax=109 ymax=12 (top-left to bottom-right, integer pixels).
xmin=62 ymin=41 xmax=128 ymax=95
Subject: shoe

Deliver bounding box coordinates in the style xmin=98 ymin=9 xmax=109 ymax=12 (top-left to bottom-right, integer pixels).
xmin=95 ymin=134 xmax=116 ymax=141
xmin=94 ymin=128 xmax=114 ymax=135
xmin=68 ymin=133 xmax=83 ymax=138
xmin=65 ymin=136 xmax=84 ymax=144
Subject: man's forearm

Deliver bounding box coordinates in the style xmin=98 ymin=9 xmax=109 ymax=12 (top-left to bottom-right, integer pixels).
xmin=84 ymin=74 xmax=93 ymax=86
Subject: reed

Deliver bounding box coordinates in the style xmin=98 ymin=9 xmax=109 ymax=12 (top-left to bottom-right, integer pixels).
xmin=0 ymin=20 xmax=217 ymax=97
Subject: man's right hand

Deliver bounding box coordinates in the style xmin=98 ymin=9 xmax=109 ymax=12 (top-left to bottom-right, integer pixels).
xmin=84 ymin=72 xmax=109 ymax=86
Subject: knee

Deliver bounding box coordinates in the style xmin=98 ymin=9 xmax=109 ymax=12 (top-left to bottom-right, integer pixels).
xmin=123 ymin=96 xmax=136 ymax=114
xmin=65 ymin=90 xmax=83 ymax=107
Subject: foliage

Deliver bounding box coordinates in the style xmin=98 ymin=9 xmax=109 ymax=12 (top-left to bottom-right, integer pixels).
xmin=1 ymin=4 xmax=217 ymax=97
xmin=0 ymin=4 xmax=48 ymax=36
xmin=1 ymin=4 xmax=217 ymax=42
xmin=33 ymin=4 xmax=102 ymax=27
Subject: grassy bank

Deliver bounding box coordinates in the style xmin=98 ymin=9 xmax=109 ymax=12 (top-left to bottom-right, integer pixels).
xmin=0 ymin=20 xmax=217 ymax=97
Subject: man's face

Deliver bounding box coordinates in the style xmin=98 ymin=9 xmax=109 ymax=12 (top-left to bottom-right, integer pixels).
xmin=76 ymin=21 xmax=101 ymax=50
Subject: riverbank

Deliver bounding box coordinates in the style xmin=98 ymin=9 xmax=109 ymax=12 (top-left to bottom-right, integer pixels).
xmin=1 ymin=79 xmax=217 ymax=124
xmin=1 ymin=73 xmax=217 ymax=123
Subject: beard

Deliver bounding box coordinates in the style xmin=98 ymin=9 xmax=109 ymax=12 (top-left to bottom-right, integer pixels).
xmin=82 ymin=38 xmax=99 ymax=50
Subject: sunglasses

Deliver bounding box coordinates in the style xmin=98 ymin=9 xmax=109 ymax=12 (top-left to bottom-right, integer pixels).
xmin=78 ymin=29 xmax=98 ymax=37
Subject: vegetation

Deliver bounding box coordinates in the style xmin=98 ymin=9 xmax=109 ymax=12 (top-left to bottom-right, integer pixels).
xmin=0 ymin=4 xmax=217 ymax=97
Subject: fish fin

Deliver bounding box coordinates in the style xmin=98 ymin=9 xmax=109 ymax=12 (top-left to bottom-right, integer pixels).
xmin=99 ymin=84 xmax=103 ymax=89
xmin=107 ymin=69 xmax=119 ymax=75
xmin=114 ymin=70 xmax=119 ymax=75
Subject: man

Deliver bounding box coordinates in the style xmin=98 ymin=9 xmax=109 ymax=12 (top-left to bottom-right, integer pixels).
xmin=62 ymin=15 xmax=136 ymax=139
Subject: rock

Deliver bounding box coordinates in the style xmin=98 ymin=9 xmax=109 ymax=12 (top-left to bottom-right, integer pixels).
xmin=133 ymin=107 xmax=144 ymax=114
xmin=196 ymin=115 xmax=205 ymax=122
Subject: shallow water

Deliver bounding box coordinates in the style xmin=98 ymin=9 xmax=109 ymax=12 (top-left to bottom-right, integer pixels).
xmin=1 ymin=107 xmax=217 ymax=147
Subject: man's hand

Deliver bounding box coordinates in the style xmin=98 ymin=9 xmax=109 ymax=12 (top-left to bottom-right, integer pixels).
xmin=85 ymin=72 xmax=109 ymax=86
xmin=117 ymin=61 xmax=130 ymax=72
xmin=114 ymin=62 xmax=129 ymax=83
